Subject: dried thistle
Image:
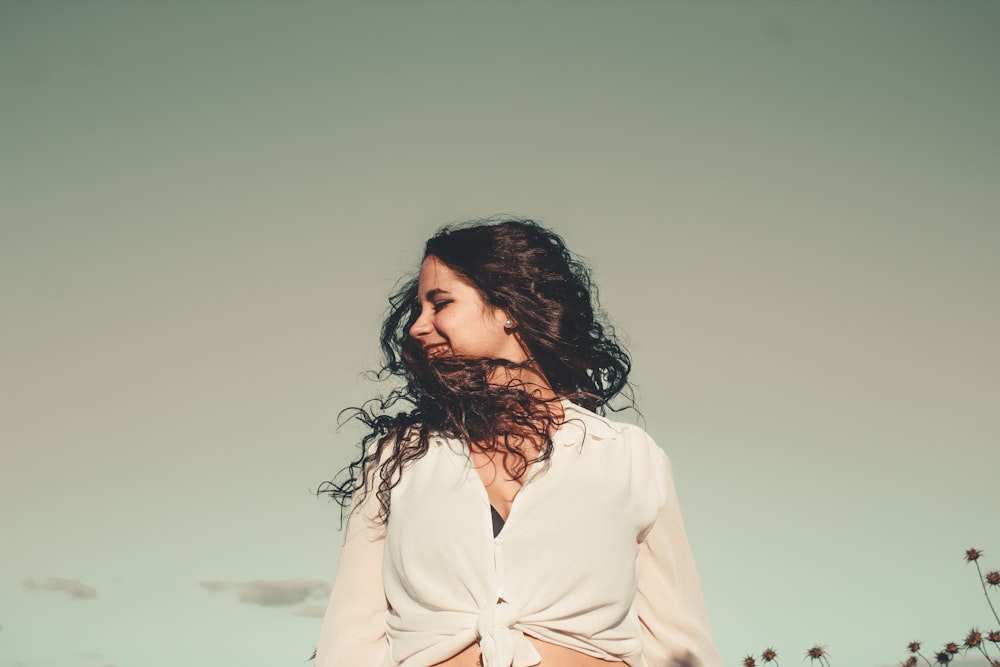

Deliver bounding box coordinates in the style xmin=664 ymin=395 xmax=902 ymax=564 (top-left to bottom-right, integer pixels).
xmin=934 ymin=651 xmax=951 ymax=665
xmin=805 ymin=644 xmax=830 ymax=667
xmin=902 ymin=656 xmax=917 ymax=667
xmin=986 ymin=570 xmax=1000 ymax=587
xmin=944 ymin=642 xmax=961 ymax=655
xmin=989 ymin=630 xmax=1000 ymax=644
xmin=761 ymin=648 xmax=778 ymax=664
xmin=908 ymin=642 xmax=922 ymax=653
xmin=744 ymin=655 xmax=757 ymax=667
xmin=806 ymin=646 xmax=826 ymax=659
xmin=966 ymin=549 xmax=1000 ymax=627
xmin=964 ymin=629 xmax=983 ymax=649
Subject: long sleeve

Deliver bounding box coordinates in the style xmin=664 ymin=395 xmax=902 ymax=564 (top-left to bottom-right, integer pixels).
xmin=635 ymin=448 xmax=722 ymax=667
xmin=315 ymin=483 xmax=390 ymax=667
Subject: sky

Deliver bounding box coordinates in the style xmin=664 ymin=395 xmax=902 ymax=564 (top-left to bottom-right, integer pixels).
xmin=1 ymin=1 xmax=999 ymax=666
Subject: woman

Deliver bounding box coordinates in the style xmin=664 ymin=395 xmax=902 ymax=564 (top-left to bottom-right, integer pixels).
xmin=316 ymin=219 xmax=721 ymax=667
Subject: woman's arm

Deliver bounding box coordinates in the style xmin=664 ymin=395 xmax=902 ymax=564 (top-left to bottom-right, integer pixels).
xmin=635 ymin=445 xmax=722 ymax=667
xmin=315 ymin=486 xmax=389 ymax=667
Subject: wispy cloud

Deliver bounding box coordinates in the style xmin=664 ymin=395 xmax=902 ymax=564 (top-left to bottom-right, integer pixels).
xmin=200 ymin=578 xmax=330 ymax=608
xmin=293 ymin=604 xmax=327 ymax=618
xmin=23 ymin=577 xmax=97 ymax=599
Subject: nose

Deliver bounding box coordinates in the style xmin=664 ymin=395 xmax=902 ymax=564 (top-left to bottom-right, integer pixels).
xmin=409 ymin=308 xmax=432 ymax=340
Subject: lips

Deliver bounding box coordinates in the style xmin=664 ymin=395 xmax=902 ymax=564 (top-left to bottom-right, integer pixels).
xmin=424 ymin=344 xmax=449 ymax=357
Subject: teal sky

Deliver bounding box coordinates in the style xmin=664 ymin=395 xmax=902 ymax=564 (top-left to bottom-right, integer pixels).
xmin=2 ymin=2 xmax=998 ymax=666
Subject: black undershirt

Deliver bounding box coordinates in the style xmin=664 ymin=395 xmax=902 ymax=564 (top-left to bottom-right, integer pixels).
xmin=490 ymin=505 xmax=505 ymax=537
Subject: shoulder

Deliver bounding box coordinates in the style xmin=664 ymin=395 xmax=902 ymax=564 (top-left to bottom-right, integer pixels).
xmin=559 ymin=399 xmax=670 ymax=467
xmin=560 ymin=400 xmax=675 ymax=518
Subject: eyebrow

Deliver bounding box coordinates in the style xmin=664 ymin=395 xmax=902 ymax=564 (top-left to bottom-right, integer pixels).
xmin=424 ymin=288 xmax=451 ymax=301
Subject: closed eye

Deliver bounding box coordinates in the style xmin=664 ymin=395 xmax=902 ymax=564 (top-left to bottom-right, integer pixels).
xmin=433 ymin=300 xmax=452 ymax=313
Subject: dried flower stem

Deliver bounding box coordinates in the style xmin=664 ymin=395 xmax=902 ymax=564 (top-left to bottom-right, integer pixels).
xmin=973 ymin=560 xmax=1000 ymax=626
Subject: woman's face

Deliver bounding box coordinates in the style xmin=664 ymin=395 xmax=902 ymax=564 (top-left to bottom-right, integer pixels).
xmin=408 ymin=255 xmax=527 ymax=362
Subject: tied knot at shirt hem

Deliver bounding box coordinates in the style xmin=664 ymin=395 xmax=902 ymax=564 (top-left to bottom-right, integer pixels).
xmin=476 ymin=599 xmax=541 ymax=667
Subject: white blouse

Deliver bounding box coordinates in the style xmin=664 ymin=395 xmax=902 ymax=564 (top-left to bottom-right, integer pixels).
xmin=316 ymin=400 xmax=722 ymax=667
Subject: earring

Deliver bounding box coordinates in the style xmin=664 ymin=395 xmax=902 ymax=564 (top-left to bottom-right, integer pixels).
xmin=504 ymin=318 xmax=514 ymax=330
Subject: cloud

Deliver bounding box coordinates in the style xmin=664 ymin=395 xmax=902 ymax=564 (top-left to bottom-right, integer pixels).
xmin=23 ymin=577 xmax=97 ymax=599
xmin=79 ymin=652 xmax=110 ymax=662
xmin=293 ymin=604 xmax=327 ymax=618
xmin=200 ymin=578 xmax=330 ymax=608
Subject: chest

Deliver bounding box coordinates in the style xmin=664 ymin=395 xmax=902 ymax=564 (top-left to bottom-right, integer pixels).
xmin=467 ymin=449 xmax=533 ymax=522
xmin=382 ymin=437 xmax=658 ymax=608
xmin=388 ymin=438 xmax=656 ymax=550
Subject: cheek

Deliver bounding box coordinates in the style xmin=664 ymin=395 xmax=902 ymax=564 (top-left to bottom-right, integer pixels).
xmin=438 ymin=314 xmax=491 ymax=350
xmin=433 ymin=314 xmax=466 ymax=346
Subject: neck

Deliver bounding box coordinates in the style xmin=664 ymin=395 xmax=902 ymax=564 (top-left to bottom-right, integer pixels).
xmin=488 ymin=362 xmax=557 ymax=402
xmin=482 ymin=362 xmax=565 ymax=451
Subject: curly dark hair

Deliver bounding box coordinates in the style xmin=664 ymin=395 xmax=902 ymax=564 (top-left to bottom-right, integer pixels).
xmin=319 ymin=218 xmax=633 ymax=522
